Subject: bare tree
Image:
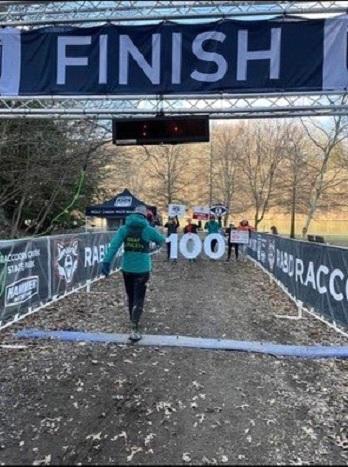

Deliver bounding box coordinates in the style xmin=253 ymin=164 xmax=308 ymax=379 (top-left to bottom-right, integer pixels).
xmin=273 ymin=121 xmax=313 ymax=236
xmin=142 ymin=144 xmax=188 ymax=209
xmin=300 ymin=109 xmax=348 ymax=234
xmin=239 ymin=121 xmax=286 ymax=230
xmin=213 ymin=123 xmax=243 ymax=225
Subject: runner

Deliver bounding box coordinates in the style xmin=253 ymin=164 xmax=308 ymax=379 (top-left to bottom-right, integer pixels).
xmin=101 ymin=205 xmax=165 ymax=341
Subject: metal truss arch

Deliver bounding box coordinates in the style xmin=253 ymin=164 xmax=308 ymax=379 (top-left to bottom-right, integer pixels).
xmin=0 ymin=2 xmax=347 ymax=119
xmin=0 ymin=92 xmax=347 ymax=120
xmin=0 ymin=1 xmax=348 ymax=27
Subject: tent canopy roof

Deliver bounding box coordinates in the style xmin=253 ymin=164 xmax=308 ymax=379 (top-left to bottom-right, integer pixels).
xmin=86 ymin=189 xmax=156 ymax=218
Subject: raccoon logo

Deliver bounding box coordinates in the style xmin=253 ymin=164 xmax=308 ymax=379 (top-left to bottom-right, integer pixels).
xmin=56 ymin=240 xmax=79 ymax=284
xmin=268 ymin=239 xmax=276 ymax=271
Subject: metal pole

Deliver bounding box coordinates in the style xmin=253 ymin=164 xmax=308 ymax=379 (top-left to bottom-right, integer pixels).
xmin=209 ymin=139 xmax=213 ymax=208
xmin=290 ymin=179 xmax=296 ymax=239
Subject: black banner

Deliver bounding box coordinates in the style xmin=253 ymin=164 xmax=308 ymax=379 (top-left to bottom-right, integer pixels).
xmin=1 ymin=16 xmax=348 ymax=95
xmin=0 ymin=232 xmax=122 ymax=328
xmin=248 ymin=233 xmax=348 ymax=328
xmin=0 ymin=238 xmax=49 ymax=324
xmin=50 ymin=232 xmax=121 ymax=298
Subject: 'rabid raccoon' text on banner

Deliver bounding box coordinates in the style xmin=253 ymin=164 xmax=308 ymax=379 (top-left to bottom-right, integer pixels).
xmin=248 ymin=233 xmax=348 ymax=328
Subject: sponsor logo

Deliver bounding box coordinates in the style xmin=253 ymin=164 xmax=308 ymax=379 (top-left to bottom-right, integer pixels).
xmin=5 ymin=276 xmax=39 ymax=307
xmin=114 ymin=196 xmax=132 ymax=207
xmin=170 ymin=205 xmax=181 ymax=214
xmin=210 ymin=205 xmax=228 ymax=216
xmin=55 ymin=240 xmax=79 ymax=284
xmin=268 ymin=239 xmax=276 ymax=271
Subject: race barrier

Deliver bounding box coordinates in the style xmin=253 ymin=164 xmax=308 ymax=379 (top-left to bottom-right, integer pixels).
xmin=248 ymin=233 xmax=348 ymax=330
xmin=0 ymin=232 xmax=123 ymax=330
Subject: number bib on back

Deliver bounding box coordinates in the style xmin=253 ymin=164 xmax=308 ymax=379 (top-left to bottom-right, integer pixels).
xmin=124 ymin=226 xmax=149 ymax=253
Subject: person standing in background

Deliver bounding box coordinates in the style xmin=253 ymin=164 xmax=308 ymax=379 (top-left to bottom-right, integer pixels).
xmin=164 ymin=215 xmax=180 ymax=260
xmin=225 ymin=223 xmax=239 ymax=261
xmin=183 ymin=218 xmax=199 ymax=234
xmin=238 ymin=219 xmax=255 ymax=259
xmin=204 ymin=215 xmax=220 ymax=252
xmin=183 ymin=218 xmax=199 ymax=262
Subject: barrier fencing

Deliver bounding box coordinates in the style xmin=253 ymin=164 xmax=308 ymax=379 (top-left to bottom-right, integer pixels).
xmin=0 ymin=231 xmax=123 ymax=330
xmin=248 ymin=232 xmax=348 ymax=334
xmin=1 ymin=230 xmax=347 ymax=335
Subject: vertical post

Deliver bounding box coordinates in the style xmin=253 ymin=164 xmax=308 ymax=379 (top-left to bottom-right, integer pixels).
xmin=209 ymin=138 xmax=213 ymax=208
xmin=290 ymin=149 xmax=297 ymax=239
xmin=290 ymin=181 xmax=296 ymax=239
xmin=47 ymin=236 xmax=52 ymax=300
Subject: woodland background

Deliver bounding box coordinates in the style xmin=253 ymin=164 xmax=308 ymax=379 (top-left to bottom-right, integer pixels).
xmin=1 ymin=116 xmax=348 ymax=240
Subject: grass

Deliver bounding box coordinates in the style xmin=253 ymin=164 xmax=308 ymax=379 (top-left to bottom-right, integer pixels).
xmin=291 ymin=234 xmax=348 ymax=248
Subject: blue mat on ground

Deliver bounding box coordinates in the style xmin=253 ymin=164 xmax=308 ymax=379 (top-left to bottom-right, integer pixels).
xmin=15 ymin=329 xmax=348 ymax=359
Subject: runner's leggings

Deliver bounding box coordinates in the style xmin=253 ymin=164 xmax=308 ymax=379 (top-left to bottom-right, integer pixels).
xmin=122 ymin=272 xmax=150 ymax=325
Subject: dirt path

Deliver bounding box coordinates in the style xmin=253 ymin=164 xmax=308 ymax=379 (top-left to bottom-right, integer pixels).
xmin=0 ymin=253 xmax=348 ymax=465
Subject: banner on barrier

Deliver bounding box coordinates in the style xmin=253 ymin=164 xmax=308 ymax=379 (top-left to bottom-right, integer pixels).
xmin=0 ymin=239 xmax=49 ymax=322
xmin=0 ymin=232 xmax=122 ymax=328
xmin=248 ymin=233 xmax=348 ymax=328
xmin=2 ymin=16 xmax=348 ymax=95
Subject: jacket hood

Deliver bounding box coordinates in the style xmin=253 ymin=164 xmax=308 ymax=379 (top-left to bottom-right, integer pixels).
xmin=125 ymin=213 xmax=149 ymax=228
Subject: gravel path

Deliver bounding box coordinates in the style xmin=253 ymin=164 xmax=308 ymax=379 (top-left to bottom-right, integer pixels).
xmin=0 ymin=253 xmax=347 ymax=465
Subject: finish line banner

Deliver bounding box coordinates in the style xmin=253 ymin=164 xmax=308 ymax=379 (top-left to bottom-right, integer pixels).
xmin=1 ymin=15 xmax=348 ymax=95
xmin=248 ymin=233 xmax=348 ymax=328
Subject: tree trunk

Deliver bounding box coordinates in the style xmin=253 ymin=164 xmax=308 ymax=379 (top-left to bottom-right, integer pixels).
xmin=11 ymin=193 xmax=26 ymax=237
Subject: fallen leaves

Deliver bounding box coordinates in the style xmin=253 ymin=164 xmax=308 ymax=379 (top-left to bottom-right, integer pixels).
xmin=144 ymin=433 xmax=156 ymax=446
xmin=126 ymin=446 xmax=143 ymax=462
xmin=156 ymin=401 xmax=177 ymax=416
xmin=182 ymin=452 xmax=191 ymax=463
xmin=86 ymin=432 xmax=102 ymax=442
xmin=32 ymin=454 xmax=51 ymax=466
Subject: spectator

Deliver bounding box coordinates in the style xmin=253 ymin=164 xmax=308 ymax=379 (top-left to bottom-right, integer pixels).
xmin=204 ymin=215 xmax=220 ymax=252
xmin=183 ymin=218 xmax=199 ymax=262
xmin=183 ymin=218 xmax=199 ymax=234
xmin=225 ymin=223 xmax=239 ymax=261
xmin=164 ymin=216 xmax=180 ymax=260
xmin=270 ymin=225 xmax=278 ymax=235
xmin=238 ymin=219 xmax=255 ymax=259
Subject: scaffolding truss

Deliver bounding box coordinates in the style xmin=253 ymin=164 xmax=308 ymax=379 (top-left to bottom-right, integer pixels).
xmin=1 ymin=1 xmax=347 ymax=27
xmin=0 ymin=92 xmax=347 ymax=120
xmin=0 ymin=1 xmax=347 ymax=119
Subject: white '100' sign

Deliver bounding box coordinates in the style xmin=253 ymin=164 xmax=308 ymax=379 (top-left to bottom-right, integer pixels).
xmin=166 ymin=233 xmax=226 ymax=260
